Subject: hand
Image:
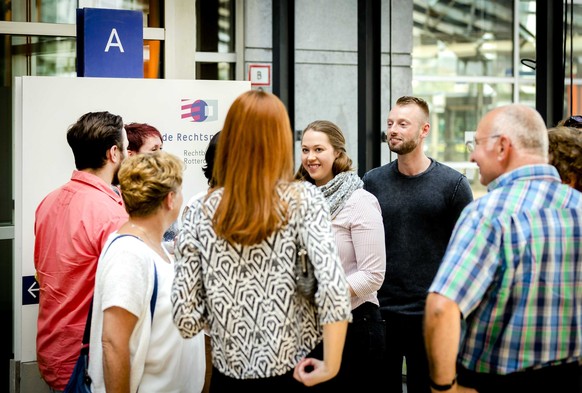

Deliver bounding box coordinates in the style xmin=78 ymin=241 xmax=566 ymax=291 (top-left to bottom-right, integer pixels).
xmin=293 ymin=357 xmax=338 ymax=387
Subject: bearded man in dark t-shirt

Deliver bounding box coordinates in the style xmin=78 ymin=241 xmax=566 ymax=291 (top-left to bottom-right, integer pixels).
xmin=362 ymin=96 xmax=473 ymax=393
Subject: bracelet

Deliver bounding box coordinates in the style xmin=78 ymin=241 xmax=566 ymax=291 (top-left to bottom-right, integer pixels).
xmin=429 ymin=375 xmax=456 ymax=391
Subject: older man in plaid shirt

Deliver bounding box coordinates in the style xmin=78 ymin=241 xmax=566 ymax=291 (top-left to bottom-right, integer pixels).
xmin=424 ymin=104 xmax=582 ymax=393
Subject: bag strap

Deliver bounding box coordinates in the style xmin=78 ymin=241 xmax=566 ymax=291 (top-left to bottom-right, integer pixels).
xmin=150 ymin=263 xmax=158 ymax=318
xmin=294 ymin=186 xmax=306 ymax=248
xmin=81 ymin=234 xmax=158 ymax=352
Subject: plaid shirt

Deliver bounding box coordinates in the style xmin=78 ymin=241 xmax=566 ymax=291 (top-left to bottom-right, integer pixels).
xmin=430 ymin=164 xmax=582 ymax=374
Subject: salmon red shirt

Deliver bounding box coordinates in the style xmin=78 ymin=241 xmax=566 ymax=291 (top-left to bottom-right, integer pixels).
xmin=34 ymin=170 xmax=128 ymax=390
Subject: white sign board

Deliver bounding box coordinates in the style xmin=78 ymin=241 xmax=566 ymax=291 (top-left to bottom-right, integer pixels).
xmin=13 ymin=76 xmax=250 ymax=361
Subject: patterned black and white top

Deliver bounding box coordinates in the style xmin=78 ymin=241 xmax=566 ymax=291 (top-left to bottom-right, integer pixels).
xmin=171 ymin=181 xmax=351 ymax=380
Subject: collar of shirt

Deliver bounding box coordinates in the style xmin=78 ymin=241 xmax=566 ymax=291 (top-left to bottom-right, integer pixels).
xmin=487 ymin=164 xmax=561 ymax=192
xmin=70 ymin=170 xmax=124 ymax=206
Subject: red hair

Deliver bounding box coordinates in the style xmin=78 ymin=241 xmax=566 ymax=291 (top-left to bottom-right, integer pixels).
xmin=213 ymin=90 xmax=294 ymax=245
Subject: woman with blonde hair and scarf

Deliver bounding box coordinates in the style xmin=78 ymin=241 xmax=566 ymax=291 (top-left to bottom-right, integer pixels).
xmin=296 ymin=120 xmax=386 ymax=390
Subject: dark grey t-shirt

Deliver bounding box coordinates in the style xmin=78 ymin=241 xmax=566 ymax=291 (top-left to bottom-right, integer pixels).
xmin=362 ymin=158 xmax=474 ymax=315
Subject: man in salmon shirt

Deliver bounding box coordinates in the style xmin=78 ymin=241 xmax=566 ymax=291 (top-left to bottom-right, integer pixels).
xmin=34 ymin=111 xmax=129 ymax=392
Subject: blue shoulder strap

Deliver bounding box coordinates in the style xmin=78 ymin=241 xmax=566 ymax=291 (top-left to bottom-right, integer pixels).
xmin=102 ymin=233 xmax=140 ymax=254
xmin=150 ymin=263 xmax=158 ymax=322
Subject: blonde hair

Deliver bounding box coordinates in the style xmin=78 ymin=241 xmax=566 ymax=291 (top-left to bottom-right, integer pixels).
xmin=213 ymin=90 xmax=294 ymax=245
xmin=396 ymin=96 xmax=430 ymax=123
xmin=295 ymin=120 xmax=353 ymax=183
xmin=118 ymin=151 xmax=183 ymax=217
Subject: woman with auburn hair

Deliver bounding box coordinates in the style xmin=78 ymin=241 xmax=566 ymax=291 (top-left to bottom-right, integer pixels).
xmin=125 ymin=122 xmax=163 ymax=156
xmin=172 ymin=90 xmax=351 ymax=392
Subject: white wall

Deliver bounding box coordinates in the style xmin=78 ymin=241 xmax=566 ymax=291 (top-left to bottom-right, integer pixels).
xmin=14 ymin=76 xmax=250 ymax=362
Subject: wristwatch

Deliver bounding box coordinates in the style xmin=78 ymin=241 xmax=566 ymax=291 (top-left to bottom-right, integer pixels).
xmin=429 ymin=375 xmax=457 ymax=391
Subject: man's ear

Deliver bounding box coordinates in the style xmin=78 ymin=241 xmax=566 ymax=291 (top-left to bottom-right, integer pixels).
xmin=497 ymin=135 xmax=511 ymax=161
xmin=109 ymin=145 xmax=124 ymax=164
xmin=421 ymin=122 xmax=430 ymax=138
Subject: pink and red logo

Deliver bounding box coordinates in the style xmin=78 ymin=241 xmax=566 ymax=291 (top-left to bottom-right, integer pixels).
xmin=181 ymin=99 xmax=218 ymax=122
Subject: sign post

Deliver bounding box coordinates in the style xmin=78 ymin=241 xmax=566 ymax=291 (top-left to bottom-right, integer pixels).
xmin=76 ymin=8 xmax=143 ymax=78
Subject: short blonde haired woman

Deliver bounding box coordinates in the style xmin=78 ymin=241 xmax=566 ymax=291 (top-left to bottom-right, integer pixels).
xmin=88 ymin=151 xmax=206 ymax=393
xmin=172 ymin=90 xmax=351 ymax=392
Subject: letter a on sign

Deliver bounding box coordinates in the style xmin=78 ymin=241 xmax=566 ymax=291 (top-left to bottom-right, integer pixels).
xmin=77 ymin=8 xmax=143 ymax=77
xmin=105 ymin=28 xmax=125 ymax=53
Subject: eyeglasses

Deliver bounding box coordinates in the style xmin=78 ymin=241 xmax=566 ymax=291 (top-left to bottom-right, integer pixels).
xmin=466 ymin=134 xmax=501 ymax=153
xmin=563 ymin=115 xmax=582 ymax=129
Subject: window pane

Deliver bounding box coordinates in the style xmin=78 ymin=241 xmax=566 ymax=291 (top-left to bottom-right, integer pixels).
xmin=518 ymin=81 xmax=536 ymax=108
xmin=518 ymin=1 xmax=536 ymax=80
xmin=413 ymin=81 xmax=512 ymax=198
xmin=196 ymin=0 xmax=235 ymax=53
xmin=565 ymin=2 xmax=582 ymax=115
xmin=413 ymin=0 xmax=514 ymax=78
xmin=412 ymin=81 xmax=514 ymax=198
xmin=4 ymin=0 xmax=161 ymax=26
xmin=144 ymin=40 xmax=162 ymax=78
xmin=9 ymin=36 xmax=161 ymax=78
xmin=5 ymin=0 xmax=76 ymax=23
xmin=11 ymin=36 xmax=77 ymax=76
xmin=413 ymin=81 xmax=513 ymax=162
xmin=196 ymin=62 xmax=234 ymax=80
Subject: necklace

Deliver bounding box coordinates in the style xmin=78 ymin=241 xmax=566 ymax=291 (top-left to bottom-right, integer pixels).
xmin=130 ymin=223 xmax=170 ymax=263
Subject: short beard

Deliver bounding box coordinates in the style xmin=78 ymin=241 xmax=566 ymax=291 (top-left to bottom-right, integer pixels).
xmin=389 ymin=138 xmax=418 ymax=155
xmin=112 ymin=160 xmax=123 ymax=186
xmin=112 ymin=171 xmax=120 ymax=186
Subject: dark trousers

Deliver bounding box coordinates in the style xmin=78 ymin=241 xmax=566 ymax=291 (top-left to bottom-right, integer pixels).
xmin=378 ymin=310 xmax=430 ymax=393
xmin=209 ymin=366 xmax=309 ymax=392
xmin=308 ymin=302 xmax=386 ymax=391
xmin=458 ymin=361 xmax=582 ymax=393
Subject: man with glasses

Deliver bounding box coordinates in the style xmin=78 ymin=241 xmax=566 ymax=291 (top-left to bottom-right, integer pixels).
xmin=362 ymin=96 xmax=473 ymax=393
xmin=465 ymin=134 xmax=501 ymax=153
xmin=425 ymin=104 xmax=582 ymax=392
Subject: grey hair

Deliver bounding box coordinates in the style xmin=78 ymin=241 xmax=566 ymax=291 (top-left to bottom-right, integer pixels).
xmin=490 ymin=104 xmax=548 ymax=159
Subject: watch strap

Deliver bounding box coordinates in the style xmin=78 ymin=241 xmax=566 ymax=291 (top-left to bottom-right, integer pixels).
xmin=429 ymin=375 xmax=456 ymax=391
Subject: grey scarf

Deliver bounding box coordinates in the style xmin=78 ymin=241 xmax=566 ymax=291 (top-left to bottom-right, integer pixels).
xmin=318 ymin=171 xmax=363 ymax=219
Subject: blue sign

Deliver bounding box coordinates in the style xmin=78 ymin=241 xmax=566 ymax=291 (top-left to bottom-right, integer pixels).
xmin=76 ymin=8 xmax=143 ymax=78
xmin=22 ymin=275 xmax=40 ymax=305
